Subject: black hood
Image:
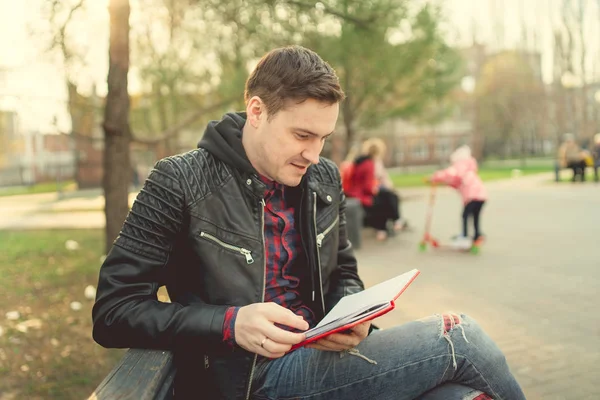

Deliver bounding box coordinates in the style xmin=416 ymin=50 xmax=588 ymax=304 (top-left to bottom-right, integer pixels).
xmin=198 ymin=112 xmax=256 ymax=173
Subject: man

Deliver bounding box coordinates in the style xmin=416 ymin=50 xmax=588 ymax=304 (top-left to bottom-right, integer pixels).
xmin=93 ymin=46 xmax=525 ymax=400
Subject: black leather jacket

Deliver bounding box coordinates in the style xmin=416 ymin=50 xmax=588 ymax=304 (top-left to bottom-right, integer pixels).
xmin=92 ymin=147 xmax=364 ymax=399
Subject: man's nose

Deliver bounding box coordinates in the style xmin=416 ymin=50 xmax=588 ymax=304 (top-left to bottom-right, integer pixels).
xmin=302 ymin=145 xmax=321 ymax=165
xmin=302 ymin=141 xmax=323 ymax=165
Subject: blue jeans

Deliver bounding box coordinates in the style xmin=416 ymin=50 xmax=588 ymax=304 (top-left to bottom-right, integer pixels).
xmin=251 ymin=314 xmax=525 ymax=400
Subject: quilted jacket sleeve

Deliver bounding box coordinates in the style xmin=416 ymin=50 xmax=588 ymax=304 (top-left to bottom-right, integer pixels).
xmin=92 ymin=158 xmax=228 ymax=352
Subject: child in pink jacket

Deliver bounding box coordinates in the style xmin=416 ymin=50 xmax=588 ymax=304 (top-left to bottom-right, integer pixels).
xmin=430 ymin=145 xmax=487 ymax=247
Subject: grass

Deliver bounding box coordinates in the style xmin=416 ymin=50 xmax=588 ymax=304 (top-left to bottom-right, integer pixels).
xmin=389 ymin=164 xmax=552 ymax=188
xmin=0 ymin=181 xmax=76 ymax=197
xmin=0 ymin=229 xmax=125 ymax=399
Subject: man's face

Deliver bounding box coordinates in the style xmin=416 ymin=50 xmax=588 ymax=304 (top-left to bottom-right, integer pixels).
xmin=246 ymin=98 xmax=339 ymax=186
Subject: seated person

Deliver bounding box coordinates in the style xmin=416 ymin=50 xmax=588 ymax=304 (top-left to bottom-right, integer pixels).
xmin=92 ymin=45 xmax=525 ymax=400
xmin=344 ymin=138 xmax=404 ymax=240
xmin=558 ymin=133 xmax=587 ymax=181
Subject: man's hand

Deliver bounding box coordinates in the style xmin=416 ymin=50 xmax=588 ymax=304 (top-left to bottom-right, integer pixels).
xmin=306 ymin=321 xmax=371 ymax=352
xmin=235 ymin=303 xmax=308 ymax=358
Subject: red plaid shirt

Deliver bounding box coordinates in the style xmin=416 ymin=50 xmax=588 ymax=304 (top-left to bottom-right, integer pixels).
xmin=222 ymin=177 xmax=316 ymax=346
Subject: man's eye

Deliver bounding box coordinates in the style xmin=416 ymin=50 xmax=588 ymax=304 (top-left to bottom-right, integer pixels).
xmin=296 ymin=134 xmax=310 ymax=140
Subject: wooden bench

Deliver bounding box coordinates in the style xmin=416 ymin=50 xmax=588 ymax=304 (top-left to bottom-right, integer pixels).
xmin=554 ymin=161 xmax=598 ymax=182
xmin=88 ymin=349 xmax=175 ymax=400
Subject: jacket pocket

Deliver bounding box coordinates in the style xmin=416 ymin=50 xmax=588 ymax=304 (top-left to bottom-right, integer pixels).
xmin=316 ymin=215 xmax=339 ymax=248
xmin=199 ymin=231 xmax=254 ymax=264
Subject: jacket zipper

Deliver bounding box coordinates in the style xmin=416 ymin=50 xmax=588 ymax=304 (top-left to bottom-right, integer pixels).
xmin=245 ymin=198 xmax=266 ymax=400
xmin=199 ymin=232 xmax=254 ymax=264
xmin=299 ymin=186 xmax=317 ymax=304
xmin=313 ymin=193 xmax=326 ymax=312
xmin=316 ymin=215 xmax=339 ymax=248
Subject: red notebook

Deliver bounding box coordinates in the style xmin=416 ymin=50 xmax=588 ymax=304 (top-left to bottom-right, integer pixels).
xmin=292 ymin=268 xmax=420 ymax=350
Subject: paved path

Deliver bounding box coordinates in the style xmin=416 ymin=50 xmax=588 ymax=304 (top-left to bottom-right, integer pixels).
xmin=1 ymin=173 xmax=599 ymax=398
xmin=0 ymin=189 xmax=135 ymax=230
xmin=357 ymin=174 xmax=599 ymax=399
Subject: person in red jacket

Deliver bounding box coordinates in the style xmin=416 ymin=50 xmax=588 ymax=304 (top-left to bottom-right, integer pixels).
xmin=344 ymin=138 xmax=403 ymax=240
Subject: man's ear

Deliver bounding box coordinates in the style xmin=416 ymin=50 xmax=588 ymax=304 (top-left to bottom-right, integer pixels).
xmin=246 ymin=96 xmax=264 ymax=128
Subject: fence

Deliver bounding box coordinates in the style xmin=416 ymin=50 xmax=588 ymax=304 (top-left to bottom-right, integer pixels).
xmin=0 ymin=162 xmax=75 ymax=187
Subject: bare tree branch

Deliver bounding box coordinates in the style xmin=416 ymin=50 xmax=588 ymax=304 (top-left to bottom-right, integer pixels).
xmin=50 ymin=0 xmax=86 ymax=61
xmin=279 ymin=0 xmax=377 ymax=28
xmin=291 ymin=0 xmax=372 ymax=27
xmin=132 ymin=97 xmax=237 ymax=145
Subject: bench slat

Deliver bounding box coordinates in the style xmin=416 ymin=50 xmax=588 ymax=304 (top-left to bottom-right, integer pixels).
xmin=89 ymin=349 xmax=175 ymax=400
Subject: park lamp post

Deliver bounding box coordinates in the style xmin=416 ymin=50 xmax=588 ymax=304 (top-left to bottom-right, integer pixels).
xmin=595 ymin=89 xmax=600 ymax=143
xmin=560 ymin=71 xmax=582 ymax=142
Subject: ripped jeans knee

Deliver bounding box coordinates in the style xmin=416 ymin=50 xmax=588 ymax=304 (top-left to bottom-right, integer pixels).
xmin=418 ymin=312 xmax=472 ymax=370
xmin=438 ymin=313 xmax=470 ymax=369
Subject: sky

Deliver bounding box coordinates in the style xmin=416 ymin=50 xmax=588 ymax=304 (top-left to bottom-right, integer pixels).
xmin=0 ymin=0 xmax=109 ymax=133
xmin=0 ymin=0 xmax=598 ymax=133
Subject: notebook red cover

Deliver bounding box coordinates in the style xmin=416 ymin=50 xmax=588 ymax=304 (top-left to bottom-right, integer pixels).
xmin=290 ymin=269 xmax=420 ymax=351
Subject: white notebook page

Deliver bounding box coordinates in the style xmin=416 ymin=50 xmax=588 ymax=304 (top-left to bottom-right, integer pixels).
xmin=311 ymin=269 xmax=419 ymax=330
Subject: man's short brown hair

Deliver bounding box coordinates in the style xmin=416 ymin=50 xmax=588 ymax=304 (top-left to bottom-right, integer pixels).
xmin=244 ymin=46 xmax=345 ymax=118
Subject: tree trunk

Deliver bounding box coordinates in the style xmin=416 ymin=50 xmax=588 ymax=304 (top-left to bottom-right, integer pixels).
xmin=342 ymin=99 xmax=356 ymax=156
xmin=103 ymin=0 xmax=131 ymax=253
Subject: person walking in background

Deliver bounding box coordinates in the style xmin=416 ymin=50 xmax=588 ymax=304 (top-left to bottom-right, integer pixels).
xmin=428 ymin=145 xmax=487 ymax=250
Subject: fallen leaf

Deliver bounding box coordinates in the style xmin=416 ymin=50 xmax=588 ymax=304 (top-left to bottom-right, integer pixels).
xmin=65 ymin=240 xmax=80 ymax=250
xmin=84 ymin=285 xmax=96 ymax=300
xmin=16 ymin=319 xmax=43 ymax=333
xmin=6 ymin=311 xmax=20 ymax=321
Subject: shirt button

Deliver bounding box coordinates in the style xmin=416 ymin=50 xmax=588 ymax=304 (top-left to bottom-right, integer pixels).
xmin=326 ymin=195 xmax=332 ymax=202
xmin=246 ymin=179 xmax=252 ymax=185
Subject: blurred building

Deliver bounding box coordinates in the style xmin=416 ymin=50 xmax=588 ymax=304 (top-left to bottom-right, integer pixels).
xmin=359 ymin=118 xmax=472 ymax=167
xmin=357 ymin=43 xmax=553 ymax=167
xmin=0 ymin=126 xmax=75 ymax=187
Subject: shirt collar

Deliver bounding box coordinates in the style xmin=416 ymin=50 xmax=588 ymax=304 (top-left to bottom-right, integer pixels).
xmin=258 ymin=175 xmax=284 ymax=200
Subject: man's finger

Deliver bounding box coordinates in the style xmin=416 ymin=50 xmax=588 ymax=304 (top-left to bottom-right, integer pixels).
xmin=265 ymin=304 xmax=309 ymax=331
xmin=350 ymin=322 xmax=370 ymax=337
xmin=273 ymin=314 xmax=309 ymax=332
xmin=309 ymin=338 xmax=350 ymax=352
xmin=260 ymin=337 xmax=293 ymax=354
xmin=323 ymin=332 xmax=360 ymax=347
xmin=306 ymin=343 xmax=340 ymax=351
xmin=256 ymin=346 xmax=286 ymax=359
xmin=307 ymin=340 xmax=345 ymax=351
xmin=263 ymin=325 xmax=306 ymax=345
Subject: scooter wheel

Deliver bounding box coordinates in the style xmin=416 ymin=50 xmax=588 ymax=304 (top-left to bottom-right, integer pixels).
xmin=470 ymin=246 xmax=480 ymax=255
xmin=418 ymin=242 xmax=427 ymax=252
